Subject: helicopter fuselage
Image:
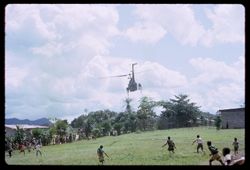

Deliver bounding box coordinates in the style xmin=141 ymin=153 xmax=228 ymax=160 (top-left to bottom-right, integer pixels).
xmin=127 ymin=79 xmax=137 ymax=92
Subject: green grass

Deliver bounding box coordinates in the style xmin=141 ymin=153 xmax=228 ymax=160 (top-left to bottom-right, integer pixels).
xmin=5 ymin=127 xmax=245 ymax=165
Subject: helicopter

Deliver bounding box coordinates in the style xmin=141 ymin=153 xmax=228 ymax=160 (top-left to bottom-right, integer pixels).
xmin=100 ymin=63 xmax=142 ymax=95
xmin=126 ymin=63 xmax=142 ymax=93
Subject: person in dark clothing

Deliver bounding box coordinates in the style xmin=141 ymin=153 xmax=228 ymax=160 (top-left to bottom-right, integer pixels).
xmin=232 ymin=138 xmax=239 ymax=155
xmin=5 ymin=141 xmax=13 ymax=158
xmin=162 ymin=136 xmax=176 ymax=153
xmin=207 ymin=141 xmax=224 ymax=165
xmin=97 ymin=145 xmax=109 ymax=165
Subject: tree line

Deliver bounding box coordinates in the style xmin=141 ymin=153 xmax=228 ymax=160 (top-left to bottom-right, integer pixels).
xmin=6 ymin=94 xmax=220 ymax=147
xmin=71 ymin=94 xmax=217 ymax=137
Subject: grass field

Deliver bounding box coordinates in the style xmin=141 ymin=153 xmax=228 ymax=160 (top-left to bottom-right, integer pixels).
xmin=5 ymin=127 xmax=245 ymax=165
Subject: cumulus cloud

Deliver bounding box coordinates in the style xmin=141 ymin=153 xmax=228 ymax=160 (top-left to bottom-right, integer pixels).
xmin=123 ymin=4 xmax=244 ymax=47
xmin=5 ymin=4 xmax=244 ymax=121
xmin=189 ymin=56 xmax=244 ymax=84
xmin=202 ymin=4 xmax=245 ymax=46
xmin=188 ymin=56 xmax=245 ymax=113
xmin=124 ymin=4 xmax=206 ymax=46
xmin=124 ymin=22 xmax=167 ymax=44
xmin=5 ymin=4 xmax=121 ymax=120
xmin=137 ymin=61 xmax=188 ymax=89
xmin=5 ymin=66 xmax=28 ymax=88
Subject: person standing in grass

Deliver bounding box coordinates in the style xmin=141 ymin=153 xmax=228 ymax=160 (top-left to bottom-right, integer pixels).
xmin=5 ymin=140 xmax=13 ymax=158
xmin=162 ymin=136 xmax=176 ymax=154
xmin=97 ymin=145 xmax=109 ymax=165
xmin=232 ymin=138 xmax=239 ymax=155
xmin=207 ymin=141 xmax=224 ymax=165
xmin=192 ymin=135 xmax=204 ymax=153
xmin=35 ymin=142 xmax=42 ymax=156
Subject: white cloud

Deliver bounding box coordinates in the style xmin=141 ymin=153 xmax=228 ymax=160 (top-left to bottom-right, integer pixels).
xmin=5 ymin=4 xmax=121 ymax=120
xmin=5 ymin=66 xmax=28 ymax=88
xmin=6 ymin=5 xmax=58 ymax=44
xmin=187 ymin=56 xmax=245 ymax=113
xmin=6 ymin=49 xmax=190 ymax=120
xmin=124 ymin=4 xmax=206 ymax=46
xmin=202 ymin=4 xmax=245 ymax=46
xmin=204 ymin=83 xmax=244 ymax=112
xmin=124 ymin=22 xmax=167 ymax=44
xmin=189 ymin=56 xmax=244 ymax=84
xmin=138 ymin=61 xmax=188 ymax=89
xmin=31 ymin=42 xmax=63 ymax=57
xmin=123 ymin=4 xmax=244 ymax=47
xmin=5 ymin=4 xmax=244 ymax=121
xmin=6 ymin=4 xmax=120 ymax=55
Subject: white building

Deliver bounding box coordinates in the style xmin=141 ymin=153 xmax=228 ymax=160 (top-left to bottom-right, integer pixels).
xmin=5 ymin=124 xmax=49 ymax=137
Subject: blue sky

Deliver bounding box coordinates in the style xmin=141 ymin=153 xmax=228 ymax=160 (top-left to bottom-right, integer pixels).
xmin=5 ymin=4 xmax=245 ymax=122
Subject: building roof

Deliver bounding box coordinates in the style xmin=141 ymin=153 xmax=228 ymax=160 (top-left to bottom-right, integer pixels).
xmin=218 ymin=108 xmax=245 ymax=112
xmin=5 ymin=124 xmax=49 ymax=130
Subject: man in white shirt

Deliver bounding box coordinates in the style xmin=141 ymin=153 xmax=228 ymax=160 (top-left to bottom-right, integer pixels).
xmin=192 ymin=135 xmax=204 ymax=153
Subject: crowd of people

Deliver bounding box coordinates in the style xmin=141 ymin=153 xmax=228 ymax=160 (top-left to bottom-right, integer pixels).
xmin=96 ymin=135 xmax=244 ymax=166
xmin=5 ymin=138 xmax=43 ymax=158
xmin=5 ymin=134 xmax=244 ymax=166
xmin=161 ymin=135 xmax=244 ymax=166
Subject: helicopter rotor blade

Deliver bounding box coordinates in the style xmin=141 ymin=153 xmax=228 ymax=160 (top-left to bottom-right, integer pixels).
xmin=98 ymin=74 xmax=129 ymax=79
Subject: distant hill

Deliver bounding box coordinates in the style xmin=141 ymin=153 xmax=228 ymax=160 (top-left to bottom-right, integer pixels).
xmin=5 ymin=118 xmax=52 ymax=126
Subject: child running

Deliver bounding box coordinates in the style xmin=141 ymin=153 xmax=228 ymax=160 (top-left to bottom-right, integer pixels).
xmin=192 ymin=135 xmax=204 ymax=153
xmin=162 ymin=136 xmax=176 ymax=154
xmin=207 ymin=141 xmax=224 ymax=165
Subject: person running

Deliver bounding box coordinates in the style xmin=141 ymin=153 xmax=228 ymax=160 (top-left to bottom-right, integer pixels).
xmin=162 ymin=136 xmax=176 ymax=154
xmin=207 ymin=141 xmax=224 ymax=165
xmin=97 ymin=145 xmax=109 ymax=165
xmin=232 ymin=138 xmax=239 ymax=155
xmin=19 ymin=143 xmax=25 ymax=155
xmin=5 ymin=140 xmax=13 ymax=158
xmin=192 ymin=135 xmax=204 ymax=153
xmin=27 ymin=141 xmax=32 ymax=153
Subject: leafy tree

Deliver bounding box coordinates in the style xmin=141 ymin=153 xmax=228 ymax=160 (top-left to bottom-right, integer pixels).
xmin=124 ymin=98 xmax=133 ymax=114
xmin=71 ymin=115 xmax=86 ymax=128
xmin=40 ymin=129 xmax=52 ymax=146
xmin=92 ymin=128 xmax=101 ymax=137
xmin=13 ymin=125 xmax=25 ymax=144
xmin=55 ymin=119 xmax=68 ymax=142
xmin=158 ymin=94 xmax=202 ymax=129
xmin=214 ymin=115 xmax=222 ymax=130
xmin=125 ymin=112 xmax=137 ymax=132
xmin=32 ymin=128 xmax=43 ymax=139
xmin=84 ymin=116 xmax=94 ymax=138
xmin=199 ymin=115 xmax=205 ymax=126
xmin=101 ymin=120 xmax=112 ymax=136
xmin=137 ymin=96 xmax=157 ymax=131
xmin=49 ymin=126 xmax=57 ymax=137
xmin=157 ymin=101 xmax=176 ymax=129
xmin=113 ymin=122 xmax=123 ymax=135
xmin=169 ymin=94 xmax=200 ymax=128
